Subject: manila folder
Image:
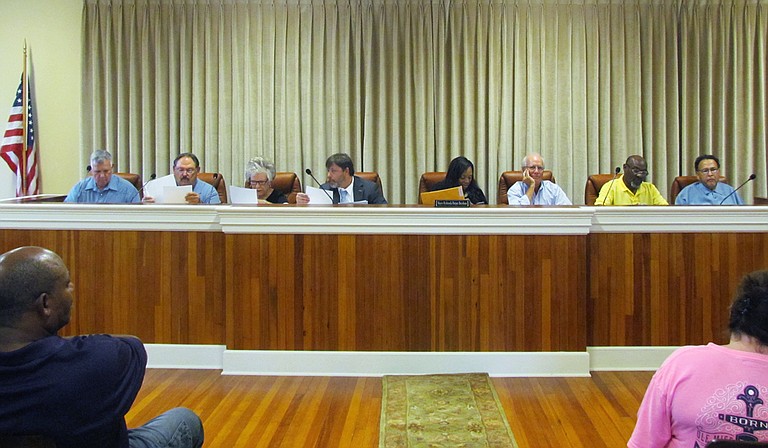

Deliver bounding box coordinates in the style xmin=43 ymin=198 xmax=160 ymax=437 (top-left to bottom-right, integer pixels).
xmin=420 ymin=186 xmax=464 ymax=206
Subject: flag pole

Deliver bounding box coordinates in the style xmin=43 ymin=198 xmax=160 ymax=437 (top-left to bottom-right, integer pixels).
xmin=21 ymin=41 xmax=28 ymax=196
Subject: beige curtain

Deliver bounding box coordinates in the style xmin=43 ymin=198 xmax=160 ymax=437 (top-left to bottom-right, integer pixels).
xmin=82 ymin=0 xmax=768 ymax=204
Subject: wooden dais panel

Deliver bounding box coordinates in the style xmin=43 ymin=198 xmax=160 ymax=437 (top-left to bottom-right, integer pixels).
xmin=225 ymin=233 xmax=587 ymax=351
xmin=587 ymin=232 xmax=768 ymax=346
xmin=0 ymin=230 xmax=226 ymax=344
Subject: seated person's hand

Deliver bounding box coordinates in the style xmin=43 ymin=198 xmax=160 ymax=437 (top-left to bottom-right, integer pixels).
xmin=296 ymin=193 xmax=310 ymax=204
xmin=185 ymin=192 xmax=201 ymax=204
xmin=142 ymin=196 xmax=155 ymax=204
xmin=523 ymin=169 xmax=534 ymax=188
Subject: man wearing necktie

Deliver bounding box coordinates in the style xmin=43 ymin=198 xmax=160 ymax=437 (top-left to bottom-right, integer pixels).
xmin=296 ymin=153 xmax=387 ymax=204
xmin=339 ymin=188 xmax=350 ymax=204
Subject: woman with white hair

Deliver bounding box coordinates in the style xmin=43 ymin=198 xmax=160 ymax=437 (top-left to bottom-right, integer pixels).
xmin=245 ymin=157 xmax=288 ymax=204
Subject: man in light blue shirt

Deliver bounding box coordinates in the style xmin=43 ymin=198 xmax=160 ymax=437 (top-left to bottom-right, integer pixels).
xmin=144 ymin=152 xmax=220 ymax=204
xmin=675 ymin=155 xmax=744 ymax=205
xmin=507 ymin=153 xmax=572 ymax=205
xmin=64 ymin=150 xmax=140 ymax=203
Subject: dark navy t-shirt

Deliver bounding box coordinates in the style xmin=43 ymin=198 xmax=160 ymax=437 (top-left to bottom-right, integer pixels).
xmin=0 ymin=335 xmax=147 ymax=448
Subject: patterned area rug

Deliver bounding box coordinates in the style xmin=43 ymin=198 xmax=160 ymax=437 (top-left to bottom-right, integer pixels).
xmin=379 ymin=372 xmax=518 ymax=447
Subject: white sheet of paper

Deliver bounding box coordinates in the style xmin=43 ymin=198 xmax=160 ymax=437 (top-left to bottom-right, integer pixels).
xmin=229 ymin=186 xmax=260 ymax=204
xmin=306 ymin=186 xmax=334 ymax=204
xmin=162 ymin=185 xmax=193 ymax=204
xmin=143 ymin=174 xmax=177 ymax=203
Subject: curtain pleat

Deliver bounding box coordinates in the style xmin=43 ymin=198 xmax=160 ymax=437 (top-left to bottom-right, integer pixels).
xmin=82 ymin=0 xmax=768 ymax=204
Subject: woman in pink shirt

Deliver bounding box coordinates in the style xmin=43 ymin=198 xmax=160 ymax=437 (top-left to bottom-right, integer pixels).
xmin=629 ymin=270 xmax=768 ymax=448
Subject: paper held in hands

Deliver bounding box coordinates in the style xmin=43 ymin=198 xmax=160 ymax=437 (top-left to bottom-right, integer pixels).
xmin=420 ymin=186 xmax=464 ymax=206
xmin=163 ymin=185 xmax=193 ymax=203
xmin=144 ymin=174 xmax=193 ymax=204
xmin=228 ymin=186 xmax=259 ymax=204
xmin=305 ymin=186 xmax=334 ymax=204
xmin=304 ymin=186 xmax=369 ymax=204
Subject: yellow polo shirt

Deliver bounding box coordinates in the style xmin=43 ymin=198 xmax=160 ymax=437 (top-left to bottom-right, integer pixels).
xmin=595 ymin=175 xmax=668 ymax=205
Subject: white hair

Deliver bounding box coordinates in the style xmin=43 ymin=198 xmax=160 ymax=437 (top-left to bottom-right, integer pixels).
xmin=245 ymin=156 xmax=276 ymax=182
xmin=521 ymin=152 xmax=544 ymax=168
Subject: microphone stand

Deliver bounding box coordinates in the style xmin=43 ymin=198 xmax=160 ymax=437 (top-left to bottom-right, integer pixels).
xmin=137 ymin=173 xmax=157 ymax=197
xmin=719 ymin=174 xmax=756 ymax=205
xmin=305 ymin=168 xmax=335 ymax=203
xmin=597 ymin=166 xmax=621 ymax=205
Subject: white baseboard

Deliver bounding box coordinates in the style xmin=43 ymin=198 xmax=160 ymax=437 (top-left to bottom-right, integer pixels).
xmin=143 ymin=345 xmax=679 ymax=375
xmin=588 ymin=346 xmax=678 ymax=371
xmin=222 ymin=350 xmax=591 ymax=377
xmin=145 ymin=344 xmax=226 ymax=369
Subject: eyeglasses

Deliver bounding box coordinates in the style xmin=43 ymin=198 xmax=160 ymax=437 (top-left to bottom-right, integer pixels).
xmin=249 ymin=180 xmax=269 ymax=186
xmin=629 ymin=167 xmax=648 ymax=176
xmin=698 ymin=168 xmax=719 ymax=174
xmin=174 ymin=167 xmax=197 ymax=175
xmin=523 ymin=165 xmax=545 ymax=172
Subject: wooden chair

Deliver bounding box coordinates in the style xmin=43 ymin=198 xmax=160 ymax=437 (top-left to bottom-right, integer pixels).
xmin=584 ymin=173 xmax=619 ymax=205
xmin=669 ymin=174 xmax=727 ymax=204
xmin=268 ymin=172 xmax=303 ymax=204
xmin=197 ymin=172 xmax=228 ymax=204
xmin=497 ymin=170 xmax=555 ymax=205
xmin=356 ymin=172 xmax=384 ymax=193
xmin=417 ymin=172 xmax=447 ymax=204
xmin=115 ymin=172 xmax=143 ymax=198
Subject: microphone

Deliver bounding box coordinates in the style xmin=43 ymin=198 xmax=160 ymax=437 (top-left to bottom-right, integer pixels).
xmin=305 ymin=168 xmax=334 ymax=203
xmin=138 ymin=173 xmax=157 ymax=195
xmin=597 ymin=166 xmax=621 ymax=205
xmin=86 ymin=165 xmax=92 ymax=173
xmin=719 ymin=174 xmax=756 ymax=205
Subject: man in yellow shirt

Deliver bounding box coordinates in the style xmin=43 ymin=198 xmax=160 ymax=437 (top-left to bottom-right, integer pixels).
xmin=595 ymin=155 xmax=668 ymax=206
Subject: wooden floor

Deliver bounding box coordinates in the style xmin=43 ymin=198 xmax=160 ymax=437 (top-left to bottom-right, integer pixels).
xmin=125 ymin=370 xmax=653 ymax=447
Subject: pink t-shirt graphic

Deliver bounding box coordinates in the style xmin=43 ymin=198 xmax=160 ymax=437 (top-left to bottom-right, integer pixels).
xmin=696 ymin=383 xmax=768 ymax=444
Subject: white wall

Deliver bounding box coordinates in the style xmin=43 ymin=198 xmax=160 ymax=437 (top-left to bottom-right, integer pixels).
xmin=0 ymin=0 xmax=82 ymax=196
xmin=0 ymin=169 xmax=14 ymax=199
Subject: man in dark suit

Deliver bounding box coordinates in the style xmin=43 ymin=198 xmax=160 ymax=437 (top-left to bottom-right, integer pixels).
xmin=297 ymin=153 xmax=387 ymax=204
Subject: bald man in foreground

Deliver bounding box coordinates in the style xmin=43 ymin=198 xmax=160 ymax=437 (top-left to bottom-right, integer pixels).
xmin=0 ymin=246 xmax=204 ymax=448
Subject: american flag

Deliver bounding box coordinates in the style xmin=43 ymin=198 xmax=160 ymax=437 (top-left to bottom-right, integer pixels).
xmin=1 ymin=75 xmax=38 ymax=196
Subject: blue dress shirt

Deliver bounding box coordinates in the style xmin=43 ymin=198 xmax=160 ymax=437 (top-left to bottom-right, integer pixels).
xmin=507 ymin=180 xmax=572 ymax=205
xmin=675 ymin=181 xmax=744 ymax=205
xmin=64 ymin=175 xmax=140 ymax=203
xmin=192 ymin=179 xmax=221 ymax=204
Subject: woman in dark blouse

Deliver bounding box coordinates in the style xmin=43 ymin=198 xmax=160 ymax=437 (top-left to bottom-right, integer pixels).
xmin=431 ymin=156 xmax=487 ymax=204
xmin=245 ymin=157 xmax=288 ymax=204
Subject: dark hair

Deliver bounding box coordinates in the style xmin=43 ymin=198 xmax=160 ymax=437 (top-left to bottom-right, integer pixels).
xmin=325 ymin=153 xmax=355 ymax=176
xmin=0 ymin=247 xmax=64 ymax=326
xmin=444 ymin=156 xmax=478 ymax=189
xmin=729 ymin=270 xmax=768 ymax=346
xmin=694 ymin=154 xmax=720 ymax=172
xmin=173 ymin=152 xmax=200 ymax=169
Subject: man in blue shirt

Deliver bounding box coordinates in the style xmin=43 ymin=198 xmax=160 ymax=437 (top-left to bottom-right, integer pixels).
xmin=64 ymin=150 xmax=140 ymax=203
xmin=143 ymin=152 xmax=221 ymax=204
xmin=675 ymin=155 xmax=744 ymax=205
xmin=507 ymin=153 xmax=572 ymax=205
xmin=0 ymin=246 xmax=203 ymax=448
